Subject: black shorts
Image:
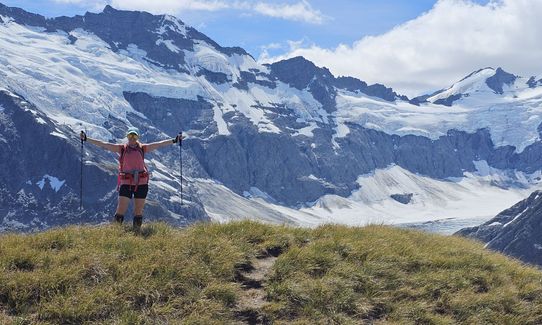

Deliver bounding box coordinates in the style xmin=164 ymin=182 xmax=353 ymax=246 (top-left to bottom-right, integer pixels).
xmin=119 ymin=184 xmax=148 ymax=199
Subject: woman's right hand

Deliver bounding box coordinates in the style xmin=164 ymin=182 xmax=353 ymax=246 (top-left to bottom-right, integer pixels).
xmin=80 ymin=131 xmax=87 ymax=142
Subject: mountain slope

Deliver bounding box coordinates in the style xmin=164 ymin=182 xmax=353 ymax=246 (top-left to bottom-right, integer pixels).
xmin=2 ymin=3 xmax=542 ymax=230
xmin=457 ymin=190 xmax=542 ymax=266
xmin=2 ymin=222 xmax=542 ymax=324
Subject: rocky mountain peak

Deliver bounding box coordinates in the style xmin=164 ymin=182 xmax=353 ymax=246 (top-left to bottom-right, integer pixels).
xmin=268 ymin=56 xmax=407 ymax=105
xmin=268 ymin=56 xmax=334 ymax=89
xmin=102 ymin=4 xmax=116 ymax=13
xmin=426 ymin=66 xmax=520 ymax=106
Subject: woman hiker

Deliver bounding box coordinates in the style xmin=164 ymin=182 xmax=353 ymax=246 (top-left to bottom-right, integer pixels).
xmin=80 ymin=127 xmax=184 ymax=231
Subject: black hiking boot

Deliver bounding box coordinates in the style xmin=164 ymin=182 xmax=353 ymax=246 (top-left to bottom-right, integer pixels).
xmin=133 ymin=215 xmax=143 ymax=233
xmin=114 ymin=214 xmax=124 ymax=224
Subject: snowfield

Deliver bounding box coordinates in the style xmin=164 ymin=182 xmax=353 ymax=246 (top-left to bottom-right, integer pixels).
xmin=301 ymin=164 xmax=542 ymax=227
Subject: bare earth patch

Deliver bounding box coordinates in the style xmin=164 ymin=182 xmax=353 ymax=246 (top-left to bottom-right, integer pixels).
xmin=235 ymin=256 xmax=278 ymax=324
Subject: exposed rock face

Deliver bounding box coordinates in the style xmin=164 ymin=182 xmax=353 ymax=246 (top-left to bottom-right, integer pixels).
xmin=433 ymin=94 xmax=462 ymax=107
xmin=123 ymin=92 xmax=217 ymax=137
xmin=456 ymin=190 xmax=542 ymax=266
xmin=183 ymin=124 xmax=542 ymax=205
xmin=527 ymin=77 xmax=542 ymax=88
xmin=485 ymin=68 xmax=517 ymax=94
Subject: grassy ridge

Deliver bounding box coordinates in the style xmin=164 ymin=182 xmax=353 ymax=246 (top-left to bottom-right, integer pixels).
xmin=0 ymin=221 xmax=541 ymax=324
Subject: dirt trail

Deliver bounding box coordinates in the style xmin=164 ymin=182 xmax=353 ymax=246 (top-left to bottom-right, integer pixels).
xmin=234 ymin=255 xmax=278 ymax=325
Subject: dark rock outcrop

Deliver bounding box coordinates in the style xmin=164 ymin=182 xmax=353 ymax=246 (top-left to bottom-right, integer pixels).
xmin=527 ymin=76 xmax=542 ymax=88
xmin=456 ymin=191 xmax=542 ymax=266
xmin=390 ymin=193 xmax=413 ymax=205
xmin=334 ymin=76 xmax=408 ymax=102
xmin=485 ymin=68 xmax=517 ymax=94
xmin=433 ymin=94 xmax=463 ymax=107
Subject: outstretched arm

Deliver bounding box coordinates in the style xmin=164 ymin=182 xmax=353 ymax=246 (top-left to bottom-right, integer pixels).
xmin=80 ymin=131 xmax=121 ymax=153
xmin=144 ymin=134 xmax=186 ymax=153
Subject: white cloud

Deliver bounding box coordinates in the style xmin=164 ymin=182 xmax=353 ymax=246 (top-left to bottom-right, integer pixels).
xmin=259 ymin=39 xmax=306 ymax=62
xmin=53 ymin=0 xmax=107 ymax=11
xmin=253 ymin=0 xmax=326 ymax=24
xmin=261 ymin=42 xmax=282 ymax=50
xmin=53 ymin=0 xmax=326 ymax=24
xmin=260 ymin=0 xmax=542 ymax=97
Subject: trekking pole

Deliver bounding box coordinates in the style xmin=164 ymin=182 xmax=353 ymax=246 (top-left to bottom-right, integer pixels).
xmin=79 ymin=131 xmax=84 ymax=210
xmin=179 ymin=131 xmax=183 ymax=205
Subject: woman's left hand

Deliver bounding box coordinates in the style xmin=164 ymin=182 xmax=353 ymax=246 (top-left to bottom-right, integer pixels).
xmin=173 ymin=133 xmax=186 ymax=144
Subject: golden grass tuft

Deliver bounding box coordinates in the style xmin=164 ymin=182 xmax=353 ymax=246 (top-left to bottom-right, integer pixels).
xmin=0 ymin=221 xmax=541 ymax=324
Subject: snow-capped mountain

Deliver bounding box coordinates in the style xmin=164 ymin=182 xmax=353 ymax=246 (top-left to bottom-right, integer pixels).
xmin=427 ymin=67 xmax=518 ymax=103
xmin=2 ymin=3 xmax=542 ymax=231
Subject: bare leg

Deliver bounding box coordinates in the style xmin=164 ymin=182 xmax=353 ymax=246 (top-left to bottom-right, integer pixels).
xmin=116 ymin=196 xmax=131 ymax=215
xmin=134 ymin=199 xmax=146 ymax=216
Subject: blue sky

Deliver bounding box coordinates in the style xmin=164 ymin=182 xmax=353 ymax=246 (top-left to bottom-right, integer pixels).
xmin=172 ymin=0 xmax=440 ymax=59
xmin=2 ymin=0 xmax=538 ymax=97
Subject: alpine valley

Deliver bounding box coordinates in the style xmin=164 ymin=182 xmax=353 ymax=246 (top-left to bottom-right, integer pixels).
xmin=2 ymin=3 xmax=542 ymax=232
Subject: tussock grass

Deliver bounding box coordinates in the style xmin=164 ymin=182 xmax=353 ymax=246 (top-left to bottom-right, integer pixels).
xmin=1 ymin=222 xmax=541 ymax=324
